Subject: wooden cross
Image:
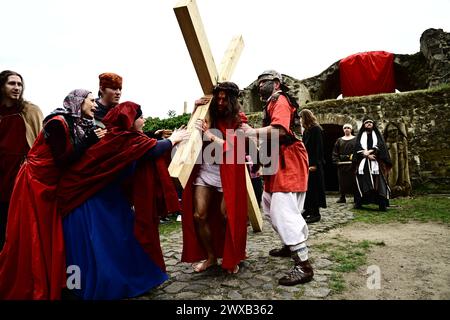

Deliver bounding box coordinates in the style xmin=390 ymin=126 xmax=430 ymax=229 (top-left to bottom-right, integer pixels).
xmin=170 ymin=0 xmax=263 ymax=232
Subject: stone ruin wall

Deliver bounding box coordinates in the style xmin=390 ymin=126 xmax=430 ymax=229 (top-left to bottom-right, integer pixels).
xmin=245 ymin=87 xmax=450 ymax=193
xmin=240 ymin=28 xmax=450 ymax=113
xmin=240 ymin=28 xmax=450 ymax=194
xmin=302 ymin=87 xmax=450 ymax=194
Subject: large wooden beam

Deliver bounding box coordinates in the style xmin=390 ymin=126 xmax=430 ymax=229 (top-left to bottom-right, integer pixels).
xmin=171 ymin=0 xmax=263 ymax=232
xmin=168 ymin=35 xmax=244 ymax=188
xmin=218 ymin=35 xmax=244 ymax=82
xmin=169 ymin=101 xmax=210 ymax=188
xmin=174 ymin=0 xmax=218 ymax=94
xmin=246 ymin=170 xmax=263 ymax=232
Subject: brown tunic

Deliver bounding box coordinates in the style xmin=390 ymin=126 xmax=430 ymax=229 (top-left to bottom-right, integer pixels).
xmin=332 ymin=137 xmax=357 ymax=195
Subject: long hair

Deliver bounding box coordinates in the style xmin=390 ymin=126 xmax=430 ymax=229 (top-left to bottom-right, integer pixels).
xmin=300 ymin=108 xmax=321 ymax=130
xmin=208 ymin=82 xmax=242 ymax=129
xmin=0 ymin=70 xmax=25 ymax=108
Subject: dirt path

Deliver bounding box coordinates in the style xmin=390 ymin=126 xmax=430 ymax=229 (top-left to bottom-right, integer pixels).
xmin=311 ymin=221 xmax=450 ymax=300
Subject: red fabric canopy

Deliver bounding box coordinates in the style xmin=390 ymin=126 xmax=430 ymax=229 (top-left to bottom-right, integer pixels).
xmin=339 ymin=51 xmax=395 ymax=97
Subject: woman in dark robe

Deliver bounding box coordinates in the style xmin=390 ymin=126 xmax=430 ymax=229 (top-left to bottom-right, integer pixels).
xmin=300 ymin=109 xmax=327 ymax=223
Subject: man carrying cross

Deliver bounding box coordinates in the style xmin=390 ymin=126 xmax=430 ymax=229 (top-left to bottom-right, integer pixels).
xmin=171 ymin=0 xmax=262 ymax=234
xmin=181 ymin=82 xmax=248 ymax=275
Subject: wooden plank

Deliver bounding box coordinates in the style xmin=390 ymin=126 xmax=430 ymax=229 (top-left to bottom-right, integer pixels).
xmin=168 ymin=101 xmax=210 ymax=188
xmin=245 ymin=170 xmax=263 ymax=232
xmin=220 ymin=36 xmax=262 ymax=232
xmin=169 ymin=36 xmax=244 ymax=187
xmin=218 ymin=36 xmax=263 ymax=232
xmin=174 ymin=0 xmax=218 ymax=94
xmin=171 ymin=0 xmax=262 ymax=232
xmin=218 ymin=35 xmax=244 ymax=82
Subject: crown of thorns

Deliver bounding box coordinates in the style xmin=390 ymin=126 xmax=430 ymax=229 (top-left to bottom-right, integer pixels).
xmin=212 ymin=82 xmax=240 ymax=97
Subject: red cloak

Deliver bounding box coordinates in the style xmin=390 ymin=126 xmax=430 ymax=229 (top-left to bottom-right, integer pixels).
xmin=57 ymin=102 xmax=178 ymax=272
xmin=181 ymin=113 xmax=248 ymax=272
xmin=0 ymin=116 xmax=69 ymax=300
xmin=0 ymin=104 xmax=30 ymax=203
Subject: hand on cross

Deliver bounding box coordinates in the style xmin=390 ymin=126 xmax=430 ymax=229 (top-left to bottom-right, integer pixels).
xmin=195 ymin=119 xmax=209 ymax=132
xmin=194 ymin=96 xmax=211 ymax=107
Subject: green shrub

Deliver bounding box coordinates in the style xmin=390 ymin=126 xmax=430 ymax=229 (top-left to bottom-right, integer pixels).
xmin=143 ymin=113 xmax=191 ymax=132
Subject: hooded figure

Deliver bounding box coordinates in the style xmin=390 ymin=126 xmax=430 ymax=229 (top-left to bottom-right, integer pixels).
xmin=352 ymin=117 xmax=392 ymax=211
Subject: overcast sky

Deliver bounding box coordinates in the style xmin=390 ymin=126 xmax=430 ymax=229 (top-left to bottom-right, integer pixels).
xmin=2 ymin=0 xmax=449 ymax=118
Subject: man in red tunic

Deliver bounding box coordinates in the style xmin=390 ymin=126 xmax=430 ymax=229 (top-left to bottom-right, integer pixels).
xmin=244 ymin=70 xmax=314 ymax=286
xmin=0 ymin=70 xmax=43 ymax=250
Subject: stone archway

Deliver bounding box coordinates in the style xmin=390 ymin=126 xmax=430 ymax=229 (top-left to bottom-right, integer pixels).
xmin=316 ymin=114 xmax=358 ymax=192
xmin=316 ymin=114 xmax=358 ymax=132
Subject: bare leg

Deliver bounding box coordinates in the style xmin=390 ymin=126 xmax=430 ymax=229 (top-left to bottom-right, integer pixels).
xmin=193 ymin=185 xmax=218 ymax=272
xmin=220 ymin=193 xmax=227 ymax=220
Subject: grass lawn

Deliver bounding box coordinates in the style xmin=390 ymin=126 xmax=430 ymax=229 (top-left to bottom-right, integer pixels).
xmin=318 ymin=194 xmax=450 ymax=294
xmin=159 ymin=214 xmax=182 ymax=236
xmin=351 ymin=195 xmax=450 ymax=224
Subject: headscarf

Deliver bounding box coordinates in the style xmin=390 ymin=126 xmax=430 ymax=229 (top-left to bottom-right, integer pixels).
xmin=343 ymin=123 xmax=353 ymax=130
xmin=44 ymin=89 xmax=95 ymax=143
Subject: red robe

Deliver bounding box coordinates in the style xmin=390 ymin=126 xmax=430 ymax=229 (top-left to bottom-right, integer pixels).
xmin=0 ymin=104 xmax=29 ymax=203
xmin=0 ymin=116 xmax=68 ymax=300
xmin=131 ymin=156 xmax=179 ymax=271
xmin=181 ymin=113 xmax=248 ymax=272
xmin=57 ymin=102 xmax=178 ymax=272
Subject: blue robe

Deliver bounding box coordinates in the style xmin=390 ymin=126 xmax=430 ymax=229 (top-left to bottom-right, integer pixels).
xmin=63 ymin=164 xmax=168 ymax=300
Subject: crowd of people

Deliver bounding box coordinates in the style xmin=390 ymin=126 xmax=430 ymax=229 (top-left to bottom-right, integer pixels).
xmin=0 ymin=68 xmax=391 ymax=300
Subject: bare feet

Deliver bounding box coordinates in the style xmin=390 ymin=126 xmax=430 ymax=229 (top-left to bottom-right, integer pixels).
xmin=226 ymin=265 xmax=239 ymax=274
xmin=192 ymin=259 xmax=217 ymax=273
